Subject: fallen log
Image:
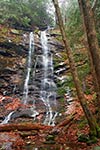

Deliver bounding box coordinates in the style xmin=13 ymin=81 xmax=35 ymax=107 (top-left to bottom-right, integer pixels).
xmin=0 ymin=123 xmax=53 ymax=132
xmin=51 ymin=113 xmax=76 ymax=134
xmin=56 ymin=113 xmax=76 ymax=128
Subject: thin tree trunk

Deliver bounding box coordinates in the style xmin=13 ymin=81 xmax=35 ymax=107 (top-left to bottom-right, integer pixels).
xmin=52 ymin=0 xmax=99 ymax=136
xmin=78 ymin=0 xmax=100 ymax=122
xmin=78 ymin=0 xmax=100 ymax=115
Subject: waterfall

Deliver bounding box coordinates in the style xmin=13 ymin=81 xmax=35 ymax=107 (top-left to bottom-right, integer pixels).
xmin=1 ymin=111 xmax=15 ymax=124
xmin=1 ymin=32 xmax=36 ymax=125
xmin=1 ymin=31 xmax=57 ymax=125
xmin=40 ymin=31 xmax=57 ymax=125
xmin=23 ymin=32 xmax=34 ymax=104
xmin=22 ymin=32 xmax=39 ymax=118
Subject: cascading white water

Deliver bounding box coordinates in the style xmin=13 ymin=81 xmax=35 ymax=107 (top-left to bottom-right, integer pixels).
xmin=1 ymin=111 xmax=15 ymax=124
xmin=23 ymin=32 xmax=34 ymax=104
xmin=22 ymin=32 xmax=39 ymax=118
xmin=1 ymin=32 xmax=36 ymax=125
xmin=40 ymin=30 xmax=57 ymax=125
xmin=1 ymin=31 xmax=58 ymax=125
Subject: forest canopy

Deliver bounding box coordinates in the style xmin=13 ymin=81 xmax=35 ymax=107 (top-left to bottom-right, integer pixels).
xmin=0 ymin=0 xmax=53 ymax=29
xmin=0 ymin=0 xmax=100 ymax=41
xmin=62 ymin=0 xmax=100 ymax=46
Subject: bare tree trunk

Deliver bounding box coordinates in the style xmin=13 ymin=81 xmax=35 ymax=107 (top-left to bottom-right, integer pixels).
xmin=78 ymin=0 xmax=100 ymax=117
xmin=78 ymin=0 xmax=100 ymax=122
xmin=52 ymin=0 xmax=99 ymax=137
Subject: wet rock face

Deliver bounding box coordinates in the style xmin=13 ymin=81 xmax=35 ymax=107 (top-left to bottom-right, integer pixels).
xmin=0 ymin=55 xmax=24 ymax=95
xmin=0 ymin=26 xmax=66 ymax=103
xmin=0 ymin=50 xmax=13 ymax=57
xmin=0 ymin=26 xmax=72 ymax=125
xmin=0 ymin=27 xmax=28 ymax=96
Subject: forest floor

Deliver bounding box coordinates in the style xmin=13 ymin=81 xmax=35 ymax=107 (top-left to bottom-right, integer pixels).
xmin=0 ymin=75 xmax=100 ymax=150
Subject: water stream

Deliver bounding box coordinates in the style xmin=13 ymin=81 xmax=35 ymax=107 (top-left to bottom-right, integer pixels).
xmin=23 ymin=32 xmax=34 ymax=104
xmin=1 ymin=111 xmax=15 ymax=124
xmin=22 ymin=32 xmax=39 ymax=118
xmin=40 ymin=31 xmax=57 ymax=125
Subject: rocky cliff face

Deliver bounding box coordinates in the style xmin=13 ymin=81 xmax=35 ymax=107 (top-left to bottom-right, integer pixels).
xmin=0 ymin=25 xmax=75 ymax=124
xmin=0 ymin=26 xmax=68 ymax=105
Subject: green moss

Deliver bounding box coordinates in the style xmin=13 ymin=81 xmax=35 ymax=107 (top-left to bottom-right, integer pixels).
xmin=59 ymin=97 xmax=64 ymax=103
xmin=78 ymin=134 xmax=98 ymax=144
xmin=57 ymin=75 xmax=73 ymax=87
xmin=57 ymin=87 xmax=66 ymax=96
xmin=84 ymin=89 xmax=91 ymax=95
xmin=78 ymin=134 xmax=89 ymax=142
xmin=74 ymin=52 xmax=88 ymax=62
xmin=60 ymin=52 xmax=68 ymax=61
xmin=1 ymin=27 xmax=8 ymax=34
xmin=87 ymin=136 xmax=98 ymax=144
xmin=78 ymin=119 xmax=87 ymax=129
xmin=97 ymin=127 xmax=100 ymax=138
xmin=78 ymin=63 xmax=90 ymax=80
